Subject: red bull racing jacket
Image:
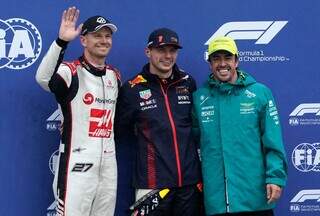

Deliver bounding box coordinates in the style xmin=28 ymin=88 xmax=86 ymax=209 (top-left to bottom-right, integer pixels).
xmin=115 ymin=63 xmax=201 ymax=189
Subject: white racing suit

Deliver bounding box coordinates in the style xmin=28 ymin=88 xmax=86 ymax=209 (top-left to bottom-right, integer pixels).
xmin=36 ymin=39 xmax=119 ymax=216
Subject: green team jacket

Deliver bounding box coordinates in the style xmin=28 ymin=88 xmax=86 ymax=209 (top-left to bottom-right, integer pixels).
xmin=192 ymin=70 xmax=287 ymax=215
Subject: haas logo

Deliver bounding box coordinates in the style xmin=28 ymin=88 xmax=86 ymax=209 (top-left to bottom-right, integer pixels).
xmin=83 ymin=93 xmax=94 ymax=105
xmin=89 ymin=108 xmax=113 ymax=138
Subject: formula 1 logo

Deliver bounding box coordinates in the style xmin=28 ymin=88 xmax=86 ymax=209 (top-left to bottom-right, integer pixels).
xmin=0 ymin=18 xmax=42 ymax=69
xmin=291 ymin=143 xmax=320 ymax=172
xmin=46 ymin=108 xmax=62 ymax=131
xmin=290 ymin=103 xmax=320 ymax=116
xmin=204 ymin=21 xmax=288 ymax=45
xmin=291 ymin=190 xmax=320 ymax=203
xmin=289 ymin=103 xmax=320 ymax=126
xmin=47 ymin=200 xmax=57 ymax=216
xmin=89 ymin=108 xmax=113 ymax=138
xmin=290 ymin=189 xmax=320 ymax=212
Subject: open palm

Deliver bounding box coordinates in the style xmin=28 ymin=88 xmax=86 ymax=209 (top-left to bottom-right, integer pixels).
xmin=59 ymin=7 xmax=82 ymax=42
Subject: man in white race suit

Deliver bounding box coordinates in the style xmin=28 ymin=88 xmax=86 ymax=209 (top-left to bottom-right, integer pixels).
xmin=36 ymin=6 xmax=120 ymax=216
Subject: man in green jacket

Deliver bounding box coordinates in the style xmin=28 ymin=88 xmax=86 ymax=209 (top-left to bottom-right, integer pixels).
xmin=192 ymin=36 xmax=287 ymax=216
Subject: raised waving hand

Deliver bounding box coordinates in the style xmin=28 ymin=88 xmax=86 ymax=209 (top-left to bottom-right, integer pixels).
xmin=59 ymin=6 xmax=82 ymax=42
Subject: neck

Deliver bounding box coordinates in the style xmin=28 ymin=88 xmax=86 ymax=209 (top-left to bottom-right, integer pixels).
xmin=230 ymin=72 xmax=238 ymax=84
xmin=83 ymin=52 xmax=106 ymax=69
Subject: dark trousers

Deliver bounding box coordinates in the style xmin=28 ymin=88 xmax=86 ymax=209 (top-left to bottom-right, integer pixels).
xmin=212 ymin=209 xmax=274 ymax=216
xmin=149 ymin=184 xmax=203 ymax=216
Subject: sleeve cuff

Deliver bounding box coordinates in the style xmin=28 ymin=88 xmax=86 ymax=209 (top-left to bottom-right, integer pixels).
xmin=55 ymin=38 xmax=69 ymax=48
xmin=266 ymin=177 xmax=287 ymax=187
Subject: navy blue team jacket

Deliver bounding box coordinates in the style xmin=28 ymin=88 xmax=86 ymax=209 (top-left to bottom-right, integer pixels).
xmin=115 ymin=63 xmax=201 ymax=189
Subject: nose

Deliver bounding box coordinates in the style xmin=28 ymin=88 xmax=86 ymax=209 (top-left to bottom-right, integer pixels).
xmin=100 ymin=36 xmax=109 ymax=44
xmin=218 ymin=59 xmax=227 ymax=67
xmin=164 ymin=50 xmax=172 ymax=58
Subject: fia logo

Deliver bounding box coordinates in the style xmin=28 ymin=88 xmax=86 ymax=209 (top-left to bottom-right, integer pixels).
xmin=291 ymin=143 xmax=320 ymax=172
xmin=0 ymin=18 xmax=42 ymax=69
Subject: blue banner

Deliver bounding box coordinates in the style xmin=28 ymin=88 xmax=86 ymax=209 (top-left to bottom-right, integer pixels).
xmin=1 ymin=1 xmax=319 ymax=215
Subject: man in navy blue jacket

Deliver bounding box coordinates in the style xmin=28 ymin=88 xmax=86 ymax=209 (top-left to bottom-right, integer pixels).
xmin=115 ymin=28 xmax=202 ymax=215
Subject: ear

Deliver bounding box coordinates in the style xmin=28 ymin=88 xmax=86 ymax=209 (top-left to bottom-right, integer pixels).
xmin=145 ymin=47 xmax=151 ymax=58
xmin=80 ymin=35 xmax=86 ymax=47
xmin=208 ymin=62 xmax=213 ymax=71
xmin=235 ymin=57 xmax=239 ymax=68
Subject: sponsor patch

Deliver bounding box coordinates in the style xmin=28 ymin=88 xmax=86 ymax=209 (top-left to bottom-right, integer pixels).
xmin=89 ymin=108 xmax=113 ymax=138
xmin=200 ymin=105 xmax=215 ymax=123
xmin=240 ymin=102 xmax=255 ymax=114
xmin=139 ymin=89 xmax=152 ymax=100
xmin=129 ymin=75 xmax=147 ymax=87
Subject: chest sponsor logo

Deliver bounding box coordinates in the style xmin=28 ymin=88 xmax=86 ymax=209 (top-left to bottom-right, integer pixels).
xmin=106 ymin=79 xmax=116 ymax=88
xmin=176 ymin=86 xmax=189 ymax=94
xmin=140 ymin=99 xmax=157 ymax=111
xmin=139 ymin=89 xmax=152 ymax=100
xmin=83 ymin=92 xmax=94 ymax=105
xmin=83 ymin=92 xmax=116 ymax=105
xmin=178 ymin=95 xmax=191 ymax=104
xmin=200 ymin=95 xmax=210 ymax=106
xmin=201 ymin=105 xmax=215 ymax=123
xmin=89 ymin=108 xmax=113 ymax=138
xmin=129 ymin=75 xmax=147 ymax=87
xmin=240 ymin=102 xmax=255 ymax=114
xmin=244 ymin=89 xmax=256 ymax=98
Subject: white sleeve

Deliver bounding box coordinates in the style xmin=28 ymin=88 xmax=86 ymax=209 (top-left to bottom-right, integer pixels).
xmin=35 ymin=41 xmax=72 ymax=92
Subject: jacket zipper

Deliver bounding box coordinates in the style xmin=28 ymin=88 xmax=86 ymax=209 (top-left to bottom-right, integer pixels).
xmin=99 ymin=76 xmax=106 ymax=179
xmin=225 ymin=177 xmax=230 ymax=212
xmin=218 ymin=93 xmax=230 ymax=213
xmin=158 ymin=75 xmax=189 ymax=187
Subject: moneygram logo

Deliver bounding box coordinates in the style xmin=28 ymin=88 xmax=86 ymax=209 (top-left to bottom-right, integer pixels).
xmin=289 ymin=103 xmax=320 ymax=126
xmin=290 ymin=189 xmax=320 ymax=212
xmin=0 ymin=18 xmax=42 ymax=70
xmin=204 ymin=21 xmax=289 ymax=62
xmin=83 ymin=92 xmax=94 ymax=105
xmin=291 ymin=143 xmax=320 ymax=172
xmin=46 ymin=108 xmax=62 ymax=131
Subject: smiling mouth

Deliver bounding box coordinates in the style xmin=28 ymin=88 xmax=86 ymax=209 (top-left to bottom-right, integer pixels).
xmin=218 ymin=68 xmax=230 ymax=74
xmin=161 ymin=61 xmax=172 ymax=66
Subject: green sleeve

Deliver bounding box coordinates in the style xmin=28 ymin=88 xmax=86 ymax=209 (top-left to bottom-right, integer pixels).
xmin=259 ymin=87 xmax=288 ymax=187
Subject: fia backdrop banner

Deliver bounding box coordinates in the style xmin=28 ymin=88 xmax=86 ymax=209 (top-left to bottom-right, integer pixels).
xmin=0 ymin=0 xmax=319 ymax=215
